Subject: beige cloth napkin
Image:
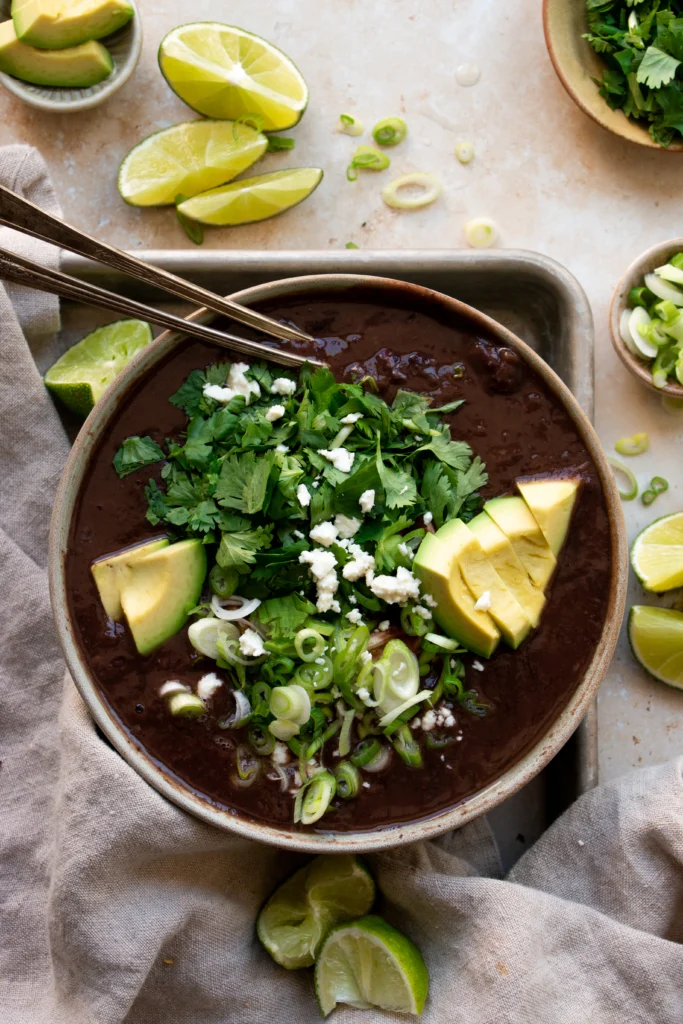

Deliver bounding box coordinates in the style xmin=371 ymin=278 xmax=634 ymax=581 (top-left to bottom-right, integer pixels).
xmin=1 ymin=146 xmax=682 ymax=1024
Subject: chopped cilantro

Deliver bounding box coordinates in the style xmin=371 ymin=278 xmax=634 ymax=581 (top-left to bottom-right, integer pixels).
xmin=113 ymin=436 xmax=165 ymax=477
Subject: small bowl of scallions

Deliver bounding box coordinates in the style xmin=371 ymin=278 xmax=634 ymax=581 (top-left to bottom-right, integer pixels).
xmin=610 ymin=238 xmax=683 ymax=398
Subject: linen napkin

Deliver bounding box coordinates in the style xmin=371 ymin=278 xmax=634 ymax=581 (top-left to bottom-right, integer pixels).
xmin=1 ymin=145 xmax=682 ymax=1024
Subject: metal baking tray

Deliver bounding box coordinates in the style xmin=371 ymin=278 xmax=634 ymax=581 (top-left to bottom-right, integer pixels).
xmin=59 ymin=248 xmax=597 ymax=870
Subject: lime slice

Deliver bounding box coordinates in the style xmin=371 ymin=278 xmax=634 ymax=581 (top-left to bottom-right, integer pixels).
xmin=315 ymin=915 xmax=429 ymax=1017
xmin=158 ymin=22 xmax=309 ymax=130
xmin=45 ymin=319 xmax=152 ymax=417
xmin=177 ymin=167 xmax=323 ymax=227
xmin=257 ymin=855 xmax=375 ymax=970
xmin=118 ymin=120 xmax=267 ymax=207
xmin=629 ymin=605 xmax=683 ymax=690
xmin=631 ymin=511 xmax=683 ymax=592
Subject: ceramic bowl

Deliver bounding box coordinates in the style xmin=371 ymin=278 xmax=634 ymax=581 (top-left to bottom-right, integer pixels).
xmin=543 ymin=0 xmax=683 ymax=152
xmin=0 ymin=0 xmax=141 ymax=112
xmin=610 ymin=238 xmax=683 ymax=398
xmin=49 ymin=274 xmax=628 ymax=853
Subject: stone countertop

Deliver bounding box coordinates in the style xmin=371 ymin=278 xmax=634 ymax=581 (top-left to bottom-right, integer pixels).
xmin=0 ymin=0 xmax=680 ymax=782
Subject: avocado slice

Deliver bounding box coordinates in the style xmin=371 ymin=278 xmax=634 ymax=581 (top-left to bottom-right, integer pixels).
xmin=467 ymin=512 xmax=546 ymax=627
xmin=434 ymin=518 xmax=532 ymax=649
xmin=119 ymin=539 xmax=207 ymax=656
xmin=516 ymin=477 xmax=579 ymax=556
xmin=414 ymin=532 xmax=500 ymax=658
xmin=484 ymin=496 xmax=557 ymax=590
xmin=0 ymin=19 xmax=112 ymax=86
xmin=12 ymin=0 xmax=133 ymax=51
xmin=91 ymin=537 xmax=169 ymax=621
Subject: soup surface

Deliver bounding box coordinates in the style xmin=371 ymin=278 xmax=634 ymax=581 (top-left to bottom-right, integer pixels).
xmin=66 ymin=287 xmax=612 ymax=832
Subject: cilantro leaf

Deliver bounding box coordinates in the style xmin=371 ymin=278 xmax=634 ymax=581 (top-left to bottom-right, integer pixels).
xmin=376 ymin=440 xmax=417 ymax=509
xmin=215 ymin=451 xmax=276 ymax=513
xmin=169 ymin=370 xmax=205 ymax=417
xmin=217 ymin=525 xmax=273 ymax=572
xmin=420 ymin=456 xmax=488 ymax=527
xmin=113 ymin=436 xmax=165 ymax=477
xmin=417 ymin=432 xmax=472 ymax=470
xmin=637 ymin=44 xmax=681 ymax=86
xmin=257 ymin=594 xmax=316 ymax=638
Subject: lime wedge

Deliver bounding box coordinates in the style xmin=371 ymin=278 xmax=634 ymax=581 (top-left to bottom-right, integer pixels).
xmin=158 ymin=22 xmax=309 ymax=130
xmin=45 ymin=319 xmax=152 ymax=416
xmin=118 ymin=120 xmax=267 ymax=207
xmin=257 ymin=855 xmax=375 ymax=970
xmin=315 ymin=915 xmax=429 ymax=1017
xmin=629 ymin=605 xmax=683 ymax=690
xmin=631 ymin=511 xmax=683 ymax=592
xmin=177 ymin=167 xmax=322 ymax=227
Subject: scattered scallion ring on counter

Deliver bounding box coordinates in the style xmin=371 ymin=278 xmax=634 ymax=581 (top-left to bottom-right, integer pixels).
xmin=464 ymin=217 xmax=499 ymax=249
xmin=455 ymin=141 xmax=475 ymax=164
xmin=347 ymin=145 xmax=391 ymax=181
xmin=381 ymin=173 xmax=441 ymax=210
xmin=372 ymin=117 xmax=407 ymax=146
xmin=339 ymin=113 xmax=364 ymax=136
xmin=615 ymin=432 xmax=649 ymax=456
xmin=641 ymin=476 xmax=669 ymax=506
xmin=620 ymin=253 xmax=683 ymax=388
xmin=607 ymin=456 xmax=638 ymax=501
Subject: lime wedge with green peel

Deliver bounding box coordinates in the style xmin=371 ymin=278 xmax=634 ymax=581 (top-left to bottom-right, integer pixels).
xmin=158 ymin=22 xmax=309 ymax=130
xmin=315 ymin=915 xmax=429 ymax=1017
xmin=45 ymin=319 xmax=152 ymax=417
xmin=629 ymin=605 xmax=683 ymax=690
xmin=257 ymin=855 xmax=375 ymax=970
xmin=177 ymin=167 xmax=323 ymax=227
xmin=631 ymin=512 xmax=683 ymax=592
xmin=118 ymin=120 xmax=267 ymax=207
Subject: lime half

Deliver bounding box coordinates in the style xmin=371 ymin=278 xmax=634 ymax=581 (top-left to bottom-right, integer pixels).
xmin=629 ymin=605 xmax=683 ymax=690
xmin=118 ymin=120 xmax=267 ymax=207
xmin=45 ymin=319 xmax=152 ymax=416
xmin=257 ymin=855 xmax=375 ymax=970
xmin=631 ymin=512 xmax=683 ymax=593
xmin=315 ymin=915 xmax=429 ymax=1017
xmin=177 ymin=167 xmax=322 ymax=227
xmin=159 ymin=22 xmax=309 ymax=130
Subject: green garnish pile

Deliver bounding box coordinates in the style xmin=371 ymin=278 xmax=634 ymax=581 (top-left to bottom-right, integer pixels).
xmin=113 ymin=358 xmax=490 ymax=826
xmin=585 ymin=0 xmax=683 ymax=147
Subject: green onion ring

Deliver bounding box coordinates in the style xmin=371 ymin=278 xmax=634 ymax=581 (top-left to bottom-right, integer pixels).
xmin=294 ymin=628 xmax=326 ymax=663
xmin=372 ymin=117 xmax=407 ymax=147
xmin=391 ymin=724 xmax=423 ymax=767
xmin=335 ymin=761 xmax=361 ymax=799
xmin=381 ymin=173 xmax=442 ymax=210
xmin=615 ymin=432 xmax=649 ymax=456
xmin=247 ymin=724 xmax=275 ymax=756
xmin=607 ymin=457 xmax=638 ymax=501
xmin=350 ymin=736 xmax=381 ymax=768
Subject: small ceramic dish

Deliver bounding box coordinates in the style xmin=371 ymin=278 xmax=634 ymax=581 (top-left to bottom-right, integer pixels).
xmin=543 ymin=0 xmax=683 ymax=152
xmin=0 ymin=0 xmax=141 ymax=112
xmin=610 ymin=238 xmax=683 ymax=399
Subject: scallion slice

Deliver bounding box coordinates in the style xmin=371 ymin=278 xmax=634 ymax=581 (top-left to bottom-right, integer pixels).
xmin=614 ymin=432 xmax=649 ymax=456
xmin=350 ymin=737 xmax=381 ymax=768
xmin=391 ymin=724 xmax=423 ymax=767
xmin=294 ymin=627 xmax=326 ymax=663
xmin=188 ymin=617 xmax=239 ymax=660
xmin=455 ymin=140 xmax=475 ymax=164
xmin=464 ymin=217 xmax=498 ymax=248
xmin=377 ymin=689 xmax=432 ymax=728
xmin=233 ymin=744 xmax=261 ymax=788
xmin=268 ymin=719 xmax=300 ymax=741
xmin=270 ymin=684 xmax=311 ymax=725
xmin=338 ymin=708 xmax=356 ymax=758
xmin=381 ymin=172 xmax=441 ymax=209
xmin=335 ymin=761 xmax=361 ymax=799
xmin=339 ymin=113 xmax=364 ymax=136
xmin=297 ymin=771 xmax=337 ymax=825
xmin=347 ymin=145 xmax=390 ymax=181
xmin=248 ymin=723 xmax=275 ymax=756
xmin=372 ymin=117 xmax=407 ymax=147
xmin=167 ymin=692 xmax=205 ymax=718
xmin=641 ymin=476 xmax=668 ymax=505
xmin=607 ymin=457 xmax=638 ymax=501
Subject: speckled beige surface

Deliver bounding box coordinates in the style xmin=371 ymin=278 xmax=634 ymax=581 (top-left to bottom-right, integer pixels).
xmin=0 ymin=0 xmax=680 ymax=781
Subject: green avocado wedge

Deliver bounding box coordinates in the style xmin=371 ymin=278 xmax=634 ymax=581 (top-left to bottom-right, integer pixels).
xmin=516 ymin=477 xmax=579 ymax=556
xmin=119 ymin=539 xmax=207 ymax=656
xmin=484 ymin=496 xmax=557 ymax=590
xmin=12 ymin=0 xmax=133 ymax=50
xmin=467 ymin=512 xmax=546 ymax=627
xmin=0 ymin=19 xmax=112 ymax=86
xmin=91 ymin=537 xmax=169 ymax=621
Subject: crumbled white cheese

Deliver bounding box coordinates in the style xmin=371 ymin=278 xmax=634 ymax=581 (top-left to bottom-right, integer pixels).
xmin=271 ymin=742 xmax=290 ymax=765
xmin=378 ymin=620 xmax=390 ymax=632
xmin=359 ymin=489 xmax=376 ymax=514
xmin=271 ymin=377 xmax=297 ymax=396
xmin=423 ymin=594 xmax=438 ymax=609
xmin=342 ymin=543 xmax=376 ymax=582
xmin=315 ymin=657 xmax=326 ymax=666
xmin=293 ymin=529 xmax=304 ymax=539
xmin=203 ymin=383 xmax=236 ymax=404
xmin=359 ymin=651 xmax=372 ymax=665
xmin=275 ymin=444 xmax=289 ymax=453
xmin=472 ymin=660 xmax=485 ymax=672
xmin=299 ymin=549 xmax=339 ymax=613
xmin=334 ymin=514 xmax=361 ymax=539
xmin=159 ymin=680 xmax=190 ymax=698
xmin=357 ymin=686 xmax=370 ymax=701
xmin=340 ymin=412 xmax=364 ymax=424
xmin=368 ymin=566 xmax=421 ymax=606
xmin=349 ymin=594 xmax=357 ymax=605
xmin=309 ymin=521 xmax=339 ymax=548
xmin=397 ymin=542 xmax=413 ymax=560
xmin=423 ymin=511 xmax=433 ymax=525
xmin=474 ymin=591 xmax=492 ymax=612
xmin=421 ymin=710 xmax=437 ymax=732
xmin=346 ymin=608 xmax=363 ymax=624
xmin=320 ymin=447 xmax=355 ymax=473
xmin=205 ymin=362 xmax=261 ymax=406
xmin=196 ymin=673 xmax=222 ymax=700
xmin=362 ymin=781 xmax=371 ymax=789
xmin=265 ymin=404 xmax=285 ymax=422
xmin=297 ymin=483 xmax=311 ymax=507
xmin=413 ymin=605 xmax=432 ymax=620
xmin=239 ymin=629 xmax=267 ymax=658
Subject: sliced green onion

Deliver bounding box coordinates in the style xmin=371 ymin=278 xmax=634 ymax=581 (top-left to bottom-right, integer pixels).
xmin=188 ymin=617 xmax=239 ymax=660
xmin=607 ymin=457 xmax=638 ymax=501
xmin=247 ymin=723 xmax=275 ymax=756
xmin=234 ymin=743 xmax=261 ymax=787
xmin=381 ymin=172 xmax=441 ymax=210
xmin=375 ymin=639 xmax=420 ymax=714
xmin=642 ymin=476 xmax=668 ymax=505
xmin=391 ymin=724 xmax=423 ymax=767
xmin=652 ymin=344 xmax=678 ymax=387
xmin=347 ymin=145 xmax=390 ymax=181
xmin=425 ymin=731 xmax=455 ymax=750
xmin=614 ymin=432 xmax=649 ymax=456
xmin=656 ymin=262 xmax=683 ymax=287
xmin=377 ymin=689 xmax=432 ymax=728
xmin=209 ymin=564 xmax=239 ymax=599
xmin=346 ymin=241 xmax=359 ymax=249
xmin=455 ymin=141 xmax=475 ymax=164
xmin=363 ymin=742 xmax=392 ymax=773
xmin=167 ymin=692 xmax=205 ymax=718
xmin=297 ymin=771 xmax=337 ymax=825
xmin=216 ymin=635 xmax=267 ymax=667
xmin=335 ymin=761 xmax=361 ymax=799
xmin=333 ymin=626 xmax=370 ymax=689
xmin=294 ymin=657 xmax=334 ymax=691
xmin=350 ymin=736 xmax=381 ymax=768
xmin=233 ymin=113 xmax=264 ymax=138
xmin=372 ymin=117 xmax=407 ymax=147
xmin=294 ymin=628 xmax=326 ymax=663
xmin=268 ymin=719 xmax=300 ymax=741
xmin=464 ymin=217 xmax=499 ymax=248
xmin=270 ymin=684 xmax=311 ymax=725
xmin=423 ymin=633 xmax=461 ymax=652
xmin=357 ymin=709 xmax=382 ymax=739
xmin=400 ymin=605 xmax=430 ymax=637
xmin=339 ymin=113 xmax=364 ymax=136
xmin=267 ymin=136 xmax=295 ymax=151
xmin=251 ymin=681 xmax=272 ymax=707
xmin=338 ymin=709 xmax=356 ymax=758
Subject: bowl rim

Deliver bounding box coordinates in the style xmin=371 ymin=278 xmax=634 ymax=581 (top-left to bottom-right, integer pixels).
xmin=542 ymin=0 xmax=683 ymax=153
xmin=49 ymin=272 xmax=628 ymax=853
xmin=0 ymin=0 xmax=142 ymax=113
xmin=609 ymin=237 xmax=683 ymax=398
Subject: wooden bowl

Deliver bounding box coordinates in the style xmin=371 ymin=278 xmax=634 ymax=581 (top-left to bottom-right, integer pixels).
xmin=543 ymin=0 xmax=683 ymax=152
xmin=610 ymin=238 xmax=683 ymax=399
